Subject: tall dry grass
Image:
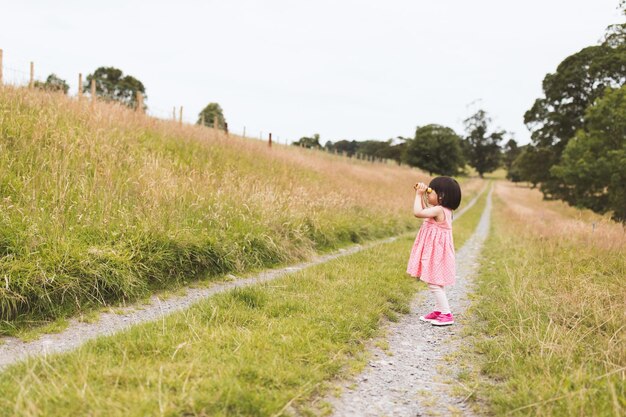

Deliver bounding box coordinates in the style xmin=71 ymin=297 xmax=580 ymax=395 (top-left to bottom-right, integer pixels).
xmin=0 ymin=86 xmax=479 ymax=333
xmin=465 ymin=181 xmax=625 ymax=416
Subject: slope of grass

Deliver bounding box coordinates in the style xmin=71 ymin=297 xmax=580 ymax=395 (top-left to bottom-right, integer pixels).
xmin=0 ymin=188 xmax=485 ymax=416
xmin=461 ymin=182 xmax=625 ymax=416
xmin=1 ymin=86 xmax=452 ymax=334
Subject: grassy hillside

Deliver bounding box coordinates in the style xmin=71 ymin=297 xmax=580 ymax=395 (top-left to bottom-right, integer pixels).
xmin=0 ymin=86 xmax=480 ymax=334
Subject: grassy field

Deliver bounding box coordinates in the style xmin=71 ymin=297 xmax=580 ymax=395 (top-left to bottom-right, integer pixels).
xmin=0 ymin=183 xmax=485 ymax=416
xmin=0 ymin=86 xmax=481 ymax=335
xmin=461 ymin=182 xmax=625 ymax=416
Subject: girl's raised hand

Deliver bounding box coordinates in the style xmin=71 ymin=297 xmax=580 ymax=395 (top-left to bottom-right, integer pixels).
xmin=413 ymin=182 xmax=427 ymax=194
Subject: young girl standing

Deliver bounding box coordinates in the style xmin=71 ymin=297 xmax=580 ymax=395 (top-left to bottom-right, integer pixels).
xmin=406 ymin=176 xmax=461 ymax=326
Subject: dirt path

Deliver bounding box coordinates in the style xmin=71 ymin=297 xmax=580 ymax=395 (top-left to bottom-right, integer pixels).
xmin=0 ymin=187 xmax=485 ymax=373
xmin=326 ymin=187 xmax=492 ymax=417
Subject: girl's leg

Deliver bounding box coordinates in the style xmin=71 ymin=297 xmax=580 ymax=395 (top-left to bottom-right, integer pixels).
xmin=428 ymin=284 xmax=451 ymax=314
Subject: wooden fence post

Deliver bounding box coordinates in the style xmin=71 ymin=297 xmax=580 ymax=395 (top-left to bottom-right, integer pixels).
xmin=179 ymin=106 xmax=183 ymax=126
xmin=268 ymin=133 xmax=272 ymax=148
xmin=172 ymin=106 xmax=176 ymax=121
xmin=0 ymin=49 xmax=3 ymax=85
xmin=90 ymin=79 xmax=96 ymax=107
xmin=29 ymin=62 xmax=34 ymax=88
xmin=243 ymin=126 xmax=246 ymax=138
xmin=78 ymin=73 xmax=83 ymax=100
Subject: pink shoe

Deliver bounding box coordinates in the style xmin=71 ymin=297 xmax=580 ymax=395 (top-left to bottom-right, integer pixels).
xmin=419 ymin=311 xmax=441 ymax=323
xmin=432 ymin=313 xmax=454 ymax=326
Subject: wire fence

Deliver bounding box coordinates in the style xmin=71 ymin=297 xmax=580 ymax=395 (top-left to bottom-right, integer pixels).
xmin=0 ymin=48 xmax=396 ymax=164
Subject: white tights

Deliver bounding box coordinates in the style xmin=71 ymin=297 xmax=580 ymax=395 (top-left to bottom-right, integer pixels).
xmin=428 ymin=284 xmax=451 ymax=314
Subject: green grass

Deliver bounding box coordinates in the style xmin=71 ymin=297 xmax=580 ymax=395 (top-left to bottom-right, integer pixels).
xmin=0 ymin=236 xmax=418 ymax=416
xmin=453 ymin=182 xmax=489 ymax=250
xmin=461 ymin=189 xmax=625 ymax=416
xmin=0 ymin=186 xmax=486 ymax=416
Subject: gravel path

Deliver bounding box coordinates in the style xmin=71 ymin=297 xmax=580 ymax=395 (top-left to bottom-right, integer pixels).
xmin=0 ymin=186 xmax=485 ymax=373
xmin=326 ymin=187 xmax=493 ymax=417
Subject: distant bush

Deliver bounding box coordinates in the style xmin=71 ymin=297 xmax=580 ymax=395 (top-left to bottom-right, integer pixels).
xmin=33 ymin=74 xmax=69 ymax=94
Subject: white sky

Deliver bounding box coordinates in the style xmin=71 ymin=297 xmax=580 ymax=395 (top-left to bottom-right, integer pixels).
xmin=1 ymin=0 xmax=623 ymax=145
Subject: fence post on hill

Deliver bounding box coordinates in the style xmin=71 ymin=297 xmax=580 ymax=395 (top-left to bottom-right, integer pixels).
xmin=29 ymin=62 xmax=34 ymax=88
xmin=243 ymin=126 xmax=246 ymax=138
xmin=0 ymin=49 xmax=3 ymax=85
xmin=179 ymin=106 xmax=183 ymax=127
xmin=90 ymin=79 xmax=96 ymax=107
xmin=268 ymin=132 xmax=272 ymax=148
xmin=224 ymin=122 xmax=228 ymax=136
xmin=172 ymin=106 xmax=176 ymax=121
xmin=78 ymin=73 xmax=83 ymax=100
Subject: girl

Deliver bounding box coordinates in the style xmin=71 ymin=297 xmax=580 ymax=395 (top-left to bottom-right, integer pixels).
xmin=406 ymin=176 xmax=461 ymax=326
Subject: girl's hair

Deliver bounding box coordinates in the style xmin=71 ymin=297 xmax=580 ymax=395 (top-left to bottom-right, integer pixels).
xmin=429 ymin=176 xmax=462 ymax=210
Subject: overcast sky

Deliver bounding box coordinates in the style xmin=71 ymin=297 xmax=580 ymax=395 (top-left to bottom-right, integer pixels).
xmin=1 ymin=0 xmax=623 ymax=145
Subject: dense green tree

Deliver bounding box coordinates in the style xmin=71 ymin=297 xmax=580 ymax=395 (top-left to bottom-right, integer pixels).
xmin=324 ymin=139 xmax=357 ymax=155
xmin=502 ymin=138 xmax=522 ymax=180
xmin=357 ymin=140 xmax=391 ymax=159
xmin=323 ymin=138 xmax=406 ymax=163
xmin=463 ymin=110 xmax=503 ymax=178
xmin=85 ymin=67 xmax=146 ymax=109
xmin=520 ymin=24 xmax=626 ymax=198
xmin=506 ymin=144 xmax=529 ymax=183
xmin=550 ymin=85 xmax=626 ymax=222
xmin=34 ymin=73 xmax=69 ymax=94
xmin=509 ymin=145 xmax=552 ymax=187
xmin=292 ymin=133 xmax=321 ymax=149
xmin=378 ymin=138 xmax=406 ymax=164
xmin=404 ymin=124 xmax=465 ymax=176
xmin=197 ymin=103 xmax=226 ymax=129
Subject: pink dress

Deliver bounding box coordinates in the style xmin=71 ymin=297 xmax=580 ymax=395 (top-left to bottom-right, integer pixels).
xmin=406 ymin=207 xmax=456 ymax=286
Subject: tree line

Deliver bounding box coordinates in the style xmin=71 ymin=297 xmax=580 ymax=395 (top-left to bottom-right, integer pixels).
xmin=293 ymin=108 xmax=513 ymax=179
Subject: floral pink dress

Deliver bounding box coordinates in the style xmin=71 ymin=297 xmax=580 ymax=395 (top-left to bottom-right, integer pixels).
xmin=406 ymin=207 xmax=456 ymax=286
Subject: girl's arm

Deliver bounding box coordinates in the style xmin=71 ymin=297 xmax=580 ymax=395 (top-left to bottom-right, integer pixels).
xmin=413 ymin=183 xmax=444 ymax=220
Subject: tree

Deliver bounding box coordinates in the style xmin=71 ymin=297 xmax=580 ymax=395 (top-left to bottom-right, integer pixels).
xmin=197 ymin=103 xmax=226 ymax=129
xmin=463 ymin=110 xmax=503 ymax=178
xmin=324 ymin=139 xmax=357 ymax=155
xmin=404 ymin=124 xmax=465 ymax=176
xmin=292 ymin=133 xmax=321 ymax=149
xmin=502 ymin=138 xmax=522 ymax=180
xmin=520 ymin=25 xmax=626 ymax=198
xmin=506 ymin=144 xmax=529 ymax=183
xmin=377 ymin=138 xmax=406 ymax=164
xmin=84 ymin=67 xmax=146 ymax=109
xmin=34 ymin=73 xmax=69 ymax=94
xmin=324 ymin=138 xmax=406 ymax=163
xmin=509 ymin=145 xmax=551 ymax=185
xmin=550 ymin=85 xmax=626 ymax=222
